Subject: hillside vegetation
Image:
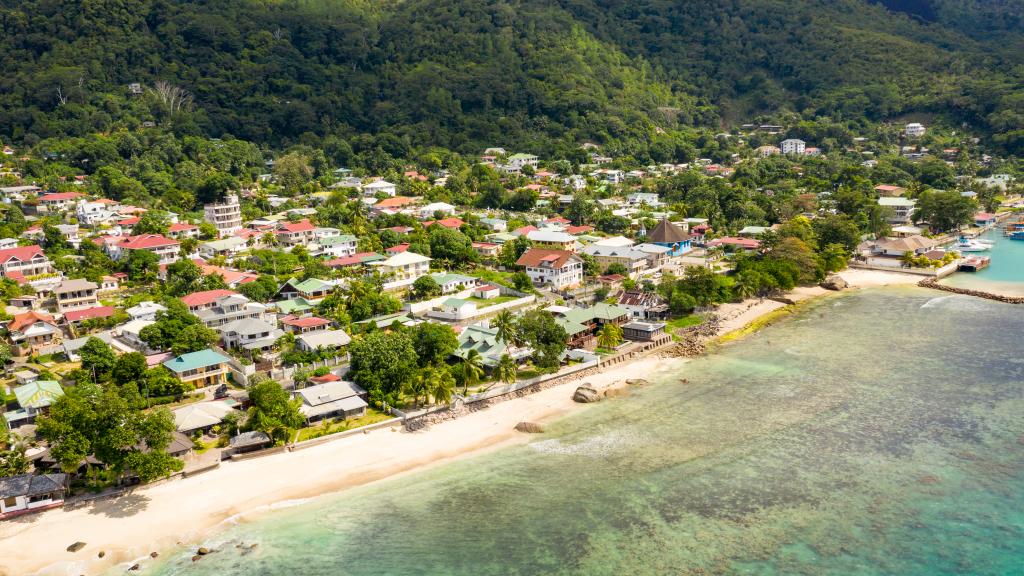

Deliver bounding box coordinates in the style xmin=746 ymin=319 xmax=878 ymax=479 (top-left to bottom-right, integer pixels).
xmin=0 ymin=0 xmax=1020 ymax=154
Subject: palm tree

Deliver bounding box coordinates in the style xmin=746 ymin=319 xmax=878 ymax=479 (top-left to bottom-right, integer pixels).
xmin=406 ymin=370 xmax=430 ymax=408
xmin=496 ymin=353 xmax=517 ymax=385
xmin=429 ymin=367 xmax=455 ymax=405
xmin=493 ymin=310 xmax=517 ymax=345
xmin=733 ymin=274 xmax=757 ymax=301
xmin=460 ymin=349 xmax=485 ymax=394
xmin=597 ymin=323 xmax=623 ymax=350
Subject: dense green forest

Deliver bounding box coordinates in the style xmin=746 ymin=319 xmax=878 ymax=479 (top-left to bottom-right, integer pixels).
xmin=0 ymin=0 xmax=1021 ymax=155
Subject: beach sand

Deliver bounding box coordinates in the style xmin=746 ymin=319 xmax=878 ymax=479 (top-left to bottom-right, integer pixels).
xmin=0 ymin=357 xmax=685 ymax=576
xmin=0 ymin=267 xmax=923 ymax=576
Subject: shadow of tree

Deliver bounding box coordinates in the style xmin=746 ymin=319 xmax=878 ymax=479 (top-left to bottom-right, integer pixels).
xmin=88 ymin=492 xmax=151 ymax=518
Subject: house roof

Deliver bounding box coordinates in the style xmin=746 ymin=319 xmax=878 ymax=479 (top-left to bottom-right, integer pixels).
xmin=423 ymin=217 xmax=464 ymax=229
xmin=647 ymin=217 xmax=691 ymax=243
xmin=381 ymin=251 xmax=431 ymax=267
xmin=0 ymin=473 xmax=66 ymax=499
xmin=63 ymin=306 xmax=115 ymax=323
xmin=373 ymin=196 xmax=417 ymax=209
xmin=297 ymin=330 xmax=352 ymax=349
xmin=516 ymin=248 xmax=579 ymax=269
xmin=277 ymin=219 xmax=315 ymax=233
xmin=55 ymin=278 xmax=97 ymax=293
xmin=878 ymin=197 xmax=916 ymax=207
xmin=219 ymin=317 xmax=279 ymax=336
xmin=8 ymin=311 xmax=56 ymax=333
xmin=229 ymin=431 xmax=271 ymax=448
xmin=873 ymin=235 xmax=937 ymax=252
xmin=296 ymin=380 xmax=366 ymax=407
xmin=707 ymin=237 xmax=761 ymax=249
xmin=37 ymin=192 xmax=85 ymax=202
xmin=181 ymin=289 xmax=239 ymax=308
xmin=13 ymin=381 xmax=64 ymax=410
xmin=0 ymin=244 xmax=45 ymax=264
xmin=293 ymin=278 xmax=335 ymax=293
xmin=563 ymin=303 xmax=630 ymax=324
xmin=281 ymin=315 xmax=330 ymax=329
xmin=163 ymin=349 xmax=231 ymax=373
xmin=117 ymin=234 xmax=178 ymax=249
xmin=325 ymin=252 xmax=385 ymax=268
xmin=172 ymin=401 xmax=235 ymax=431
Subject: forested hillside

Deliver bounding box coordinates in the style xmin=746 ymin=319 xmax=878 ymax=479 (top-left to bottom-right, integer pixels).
xmin=0 ymin=0 xmax=1021 ymax=154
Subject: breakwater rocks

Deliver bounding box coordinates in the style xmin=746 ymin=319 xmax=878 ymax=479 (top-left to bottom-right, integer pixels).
xmin=918 ymin=277 xmax=1024 ymax=304
xmin=667 ymin=315 xmax=722 ymax=357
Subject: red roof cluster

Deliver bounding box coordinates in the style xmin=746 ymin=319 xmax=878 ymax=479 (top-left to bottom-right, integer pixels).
xmin=37 ymin=192 xmax=85 ymax=202
xmin=277 ymin=219 xmax=316 ymax=234
xmin=180 ymin=289 xmax=238 ymax=308
xmin=116 ymin=234 xmax=178 ymax=250
xmin=422 ymin=217 xmax=464 ymax=229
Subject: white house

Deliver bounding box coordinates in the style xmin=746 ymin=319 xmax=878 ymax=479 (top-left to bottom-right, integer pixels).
xmin=878 ymin=197 xmax=917 ymax=224
xmin=516 ymin=248 xmax=584 ymax=289
xmin=373 ymin=251 xmax=431 ymax=283
xmin=363 ymin=180 xmax=397 ymax=197
xmin=780 ymin=139 xmax=806 ymax=155
xmin=203 ymin=193 xmax=243 ymax=237
xmin=318 ymin=234 xmax=358 ymax=258
xmin=905 ymin=123 xmax=926 ymax=138
xmin=0 ymin=474 xmax=67 ymax=517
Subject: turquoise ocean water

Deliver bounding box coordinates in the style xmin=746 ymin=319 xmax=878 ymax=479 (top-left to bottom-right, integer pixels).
xmin=941 ymin=228 xmax=1024 ymax=296
xmin=143 ymin=288 xmax=1024 ymax=576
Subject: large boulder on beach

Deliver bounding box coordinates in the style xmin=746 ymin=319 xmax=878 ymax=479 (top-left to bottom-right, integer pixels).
xmin=820 ymin=274 xmax=848 ymax=291
xmin=514 ymin=421 xmax=545 ymax=433
xmin=625 ymin=378 xmax=649 ymax=386
xmin=573 ymin=384 xmax=601 ymax=403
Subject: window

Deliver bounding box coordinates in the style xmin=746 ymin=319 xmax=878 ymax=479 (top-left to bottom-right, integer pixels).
xmin=4 ymin=496 xmax=18 ymax=508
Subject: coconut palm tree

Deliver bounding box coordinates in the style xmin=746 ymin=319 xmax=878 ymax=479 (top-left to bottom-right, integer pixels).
xmin=597 ymin=323 xmax=623 ymax=350
xmin=733 ymin=273 xmax=758 ymax=301
xmin=406 ymin=370 xmax=430 ymax=408
xmin=493 ymin=310 xmax=517 ymax=345
xmin=429 ymin=367 xmax=455 ymax=405
xmin=496 ymin=353 xmax=517 ymax=385
xmin=460 ymin=348 xmax=485 ymax=394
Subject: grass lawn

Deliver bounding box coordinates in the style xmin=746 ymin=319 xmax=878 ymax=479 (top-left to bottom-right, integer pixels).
xmin=294 ymin=408 xmax=393 ymax=442
xmin=472 ymin=269 xmax=517 ymax=288
xmin=666 ymin=314 xmax=704 ymax=340
xmin=467 ymin=295 xmax=518 ymax=308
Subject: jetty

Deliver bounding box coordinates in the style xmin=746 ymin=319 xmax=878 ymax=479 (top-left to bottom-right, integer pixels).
xmin=957 ymin=256 xmax=990 ymax=272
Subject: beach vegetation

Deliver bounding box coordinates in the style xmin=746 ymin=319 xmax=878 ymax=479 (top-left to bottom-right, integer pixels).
xmin=516 ymin=310 xmax=568 ymax=371
xmin=348 ymin=330 xmax=418 ymax=407
xmin=245 ymin=379 xmax=305 ymax=446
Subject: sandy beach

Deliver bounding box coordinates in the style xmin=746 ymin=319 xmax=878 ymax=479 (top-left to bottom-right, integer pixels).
xmin=0 ymin=267 xmax=923 ymax=576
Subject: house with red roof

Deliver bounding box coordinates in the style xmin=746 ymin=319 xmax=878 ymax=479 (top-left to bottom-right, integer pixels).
xmin=0 ymin=245 xmax=53 ymax=280
xmin=166 ymin=222 xmax=200 ymax=239
xmin=35 ymin=192 xmax=85 ymax=212
xmin=706 ymin=236 xmax=761 ymax=252
xmin=422 ymin=217 xmax=464 ymax=230
xmin=324 ymin=252 xmax=386 ymax=269
xmin=62 ymin=306 xmax=116 ymax=325
xmin=280 ymin=315 xmax=332 ymax=334
xmin=6 ymin=311 xmax=61 ymax=354
xmin=107 ymin=234 xmax=180 ymax=265
xmin=472 ymin=241 xmax=500 ymax=259
xmin=386 ymin=243 xmax=410 ymax=255
xmin=180 ymin=289 xmax=239 ymax=312
xmin=275 ymin=219 xmax=317 ymax=247
xmin=516 ymin=248 xmax=584 ymax=289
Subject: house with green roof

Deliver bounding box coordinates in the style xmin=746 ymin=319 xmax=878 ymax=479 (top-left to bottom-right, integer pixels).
xmin=429 ymin=272 xmax=479 ymax=294
xmin=162 ymin=349 xmax=232 ymax=388
xmin=4 ymin=381 xmax=64 ymax=429
xmin=318 ymin=234 xmax=359 ymax=258
xmin=354 ymin=312 xmax=417 ymax=330
xmin=452 ymin=325 xmax=533 ymax=367
xmin=276 ymin=278 xmax=337 ymax=302
xmin=275 ymin=297 xmax=316 ymax=315
xmin=557 ymin=303 xmax=630 ymax=347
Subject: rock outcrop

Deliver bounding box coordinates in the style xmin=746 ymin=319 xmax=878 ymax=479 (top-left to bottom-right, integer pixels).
xmin=572 ymin=384 xmax=601 ymax=403
xmin=625 ymin=378 xmax=649 ymax=386
xmin=820 ymin=274 xmax=848 ymax=291
xmin=514 ymin=421 xmax=545 ymax=433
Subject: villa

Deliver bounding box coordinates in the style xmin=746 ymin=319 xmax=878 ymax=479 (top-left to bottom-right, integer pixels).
xmin=296 ymin=380 xmax=368 ymax=423
xmin=162 ymin=349 xmax=233 ymax=388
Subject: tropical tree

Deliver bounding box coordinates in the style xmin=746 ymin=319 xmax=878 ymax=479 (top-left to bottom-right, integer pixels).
xmin=493 ymin=310 xmax=517 ymax=345
xmin=429 ymin=366 xmax=456 ymax=405
xmin=245 ymin=379 xmax=304 ymax=444
xmin=459 ymin=348 xmax=485 ymax=394
xmin=597 ymin=323 xmax=623 ymax=350
xmin=406 ymin=370 xmax=431 ymax=408
xmin=496 ymin=353 xmax=517 ymax=385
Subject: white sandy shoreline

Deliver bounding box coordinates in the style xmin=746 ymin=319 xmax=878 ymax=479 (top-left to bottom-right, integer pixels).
xmin=0 ymin=267 xmax=922 ymax=576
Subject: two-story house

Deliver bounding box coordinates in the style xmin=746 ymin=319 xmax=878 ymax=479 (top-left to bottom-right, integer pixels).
xmin=162 ymin=349 xmax=232 ymax=388
xmin=0 ymin=245 xmax=54 ymax=280
xmin=373 ymin=251 xmax=431 ymax=284
xmin=193 ymin=293 xmax=268 ymax=329
xmin=107 ymin=234 xmax=180 ymax=265
xmin=275 ymin=219 xmax=317 ymax=247
xmin=516 ymin=248 xmax=584 ymax=289
xmin=53 ymin=278 xmax=99 ymax=312
xmin=6 ymin=311 xmax=61 ymax=355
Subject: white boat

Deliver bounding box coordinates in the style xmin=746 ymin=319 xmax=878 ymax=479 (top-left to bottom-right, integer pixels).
xmin=953 ymin=237 xmax=991 ymax=252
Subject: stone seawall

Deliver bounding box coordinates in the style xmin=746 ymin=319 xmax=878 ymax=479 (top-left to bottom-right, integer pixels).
xmin=917 ymin=277 xmax=1024 ymax=304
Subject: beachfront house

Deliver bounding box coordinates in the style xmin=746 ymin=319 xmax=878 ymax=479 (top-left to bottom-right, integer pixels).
xmin=0 ymin=473 xmax=67 ymax=518
xmin=3 ymin=380 xmax=64 ymax=429
xmin=296 ymin=380 xmax=368 ymax=423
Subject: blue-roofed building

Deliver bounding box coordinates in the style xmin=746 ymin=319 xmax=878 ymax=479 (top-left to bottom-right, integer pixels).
xmin=163 ymin=349 xmax=232 ymax=388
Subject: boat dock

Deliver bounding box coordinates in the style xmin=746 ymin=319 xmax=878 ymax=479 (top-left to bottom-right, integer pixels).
xmin=958 ymin=256 xmax=991 ymax=272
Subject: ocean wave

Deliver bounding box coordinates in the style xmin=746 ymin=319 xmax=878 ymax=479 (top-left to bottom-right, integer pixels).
xmin=920 ymin=295 xmax=993 ymax=312
xmin=528 ymin=428 xmax=649 ymax=457
xmin=220 ymin=497 xmax=315 ymax=526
